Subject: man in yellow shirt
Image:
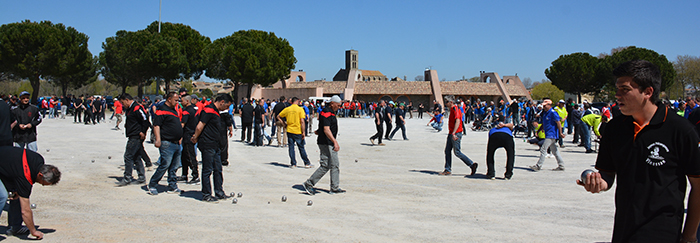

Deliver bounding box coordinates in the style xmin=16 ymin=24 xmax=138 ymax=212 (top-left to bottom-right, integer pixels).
xmin=554 ymin=100 xmax=568 ymax=148
xmin=277 ymin=97 xmax=313 ymax=168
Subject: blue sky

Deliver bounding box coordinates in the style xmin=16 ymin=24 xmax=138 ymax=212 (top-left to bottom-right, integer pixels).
xmin=2 ymin=0 xmax=699 ymax=83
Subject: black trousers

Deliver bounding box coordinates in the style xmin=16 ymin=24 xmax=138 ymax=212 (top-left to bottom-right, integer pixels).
xmin=253 ymin=123 xmax=263 ymax=146
xmin=384 ymin=121 xmax=392 ymax=139
xmin=486 ymin=133 xmax=515 ymax=179
xmin=84 ymin=109 xmax=95 ymax=124
xmin=241 ymin=122 xmax=252 ymax=142
xmin=370 ymin=123 xmax=383 ymax=144
xmin=74 ymin=108 xmax=83 ymax=123
xmin=181 ymin=139 xmax=198 ymax=178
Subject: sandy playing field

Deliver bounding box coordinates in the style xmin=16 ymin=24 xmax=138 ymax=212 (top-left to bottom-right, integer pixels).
xmin=3 ymin=114 xmax=619 ymax=242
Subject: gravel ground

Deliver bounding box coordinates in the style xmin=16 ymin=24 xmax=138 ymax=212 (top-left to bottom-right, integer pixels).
xmin=2 ymin=113 xmax=618 ymax=242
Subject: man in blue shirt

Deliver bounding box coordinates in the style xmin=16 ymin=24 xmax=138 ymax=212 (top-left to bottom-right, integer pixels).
xmin=529 ymin=98 xmax=565 ymax=171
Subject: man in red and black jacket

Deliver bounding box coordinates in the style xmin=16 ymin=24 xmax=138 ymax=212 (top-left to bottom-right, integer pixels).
xmin=191 ymin=94 xmax=233 ymax=202
xmin=147 ymin=92 xmax=183 ymax=195
xmin=180 ymin=95 xmax=199 ymax=184
xmin=116 ymin=93 xmax=150 ymax=186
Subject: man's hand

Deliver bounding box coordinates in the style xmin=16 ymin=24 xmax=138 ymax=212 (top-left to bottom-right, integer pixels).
xmin=31 ymin=230 xmax=43 ymax=240
xmin=25 ymin=123 xmax=32 ymax=129
xmin=154 ymin=140 xmax=161 ymax=148
xmin=560 ymin=133 xmax=566 ymax=138
xmin=139 ymin=132 xmax=146 ymax=140
xmin=333 ymin=142 xmax=340 ymax=152
xmin=191 ymin=136 xmax=198 ymax=144
xmin=228 ymin=130 xmax=233 ymax=138
xmin=577 ymin=172 xmax=608 ymax=193
xmin=452 ymin=134 xmax=458 ymax=141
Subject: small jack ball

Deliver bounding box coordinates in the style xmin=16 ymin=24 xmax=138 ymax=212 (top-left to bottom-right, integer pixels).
xmin=281 ymin=195 xmax=287 ymax=202
xmin=108 ymin=156 xmax=112 ymax=159
xmin=355 ymin=159 xmax=358 ymax=163
xmin=91 ymin=160 xmax=95 ymax=163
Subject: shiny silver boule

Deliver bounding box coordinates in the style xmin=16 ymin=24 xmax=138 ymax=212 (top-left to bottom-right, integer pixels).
xmin=232 ymin=198 xmax=237 ymax=204
xmin=581 ymin=169 xmax=596 ymax=184
xmin=30 ymin=203 xmax=36 ymax=209
xmin=281 ymin=195 xmax=287 ymax=202
xmin=230 ymin=192 xmax=235 ymax=198
xmin=307 ymin=200 xmax=313 ymax=206
xmin=237 ymin=192 xmax=242 ymax=198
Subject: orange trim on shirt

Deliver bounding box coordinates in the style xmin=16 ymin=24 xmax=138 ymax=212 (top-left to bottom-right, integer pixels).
xmin=22 ymin=149 xmax=33 ymax=184
xmin=632 ymin=121 xmax=647 ymax=141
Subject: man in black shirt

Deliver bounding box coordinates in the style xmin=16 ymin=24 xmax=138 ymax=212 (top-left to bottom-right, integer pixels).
xmin=369 ymin=100 xmax=385 ymax=146
xmin=580 ymin=60 xmax=700 ymax=243
xmin=219 ymin=107 xmax=233 ymax=165
xmin=180 ymin=95 xmax=199 ymax=184
xmin=1 ymin=98 xmax=16 ymax=146
xmin=73 ymin=95 xmax=84 ymax=123
xmin=0 ymin=146 xmax=61 ymax=239
xmin=509 ymin=100 xmax=520 ymax=125
xmin=253 ymin=99 xmax=266 ymax=146
xmin=148 ymin=92 xmax=183 ymax=195
xmin=115 ymin=93 xmax=150 ymax=186
xmin=11 ymin=91 xmax=41 ymax=152
xmin=384 ymin=102 xmax=393 ymax=140
xmin=389 ymin=103 xmax=408 ymax=140
xmin=192 ymin=94 xmax=233 ymax=202
xmin=303 ymin=95 xmax=345 ymax=195
xmin=239 ymin=98 xmax=254 ymax=143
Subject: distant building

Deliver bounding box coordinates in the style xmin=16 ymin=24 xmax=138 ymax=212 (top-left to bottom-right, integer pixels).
xmin=239 ymin=49 xmax=532 ymax=107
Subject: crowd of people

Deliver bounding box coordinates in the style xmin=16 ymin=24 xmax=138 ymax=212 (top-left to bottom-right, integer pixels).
xmin=2 ymin=60 xmax=700 ymax=241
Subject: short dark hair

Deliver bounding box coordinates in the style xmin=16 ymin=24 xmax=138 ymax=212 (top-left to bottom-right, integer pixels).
xmin=613 ymin=60 xmax=662 ymax=104
xmin=165 ymin=92 xmax=177 ymax=100
xmin=215 ymin=93 xmax=233 ymax=103
xmin=291 ymin=97 xmax=299 ymax=103
xmin=39 ymin=164 xmax=61 ymax=185
xmin=117 ymin=93 xmax=133 ymax=101
xmin=279 ymin=96 xmax=285 ymax=102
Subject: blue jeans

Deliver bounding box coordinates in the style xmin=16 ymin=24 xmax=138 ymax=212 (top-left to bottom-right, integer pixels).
xmin=580 ymin=122 xmax=591 ymax=150
xmin=287 ymin=133 xmax=310 ymax=166
xmin=431 ymin=122 xmax=443 ymax=131
xmin=444 ymin=133 xmax=474 ymax=172
xmin=14 ymin=141 xmax=38 ymax=152
xmin=149 ymin=141 xmax=181 ymax=190
xmin=0 ymin=180 xmax=7 ymax=219
xmin=199 ymin=146 xmax=224 ymax=197
xmin=389 ymin=123 xmax=407 ymax=139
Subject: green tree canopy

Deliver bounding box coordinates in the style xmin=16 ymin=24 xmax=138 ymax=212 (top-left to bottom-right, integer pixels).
xmin=544 ymin=52 xmax=599 ymax=102
xmin=530 ymin=81 xmax=564 ymax=101
xmin=0 ymin=20 xmax=93 ymax=103
xmin=100 ymin=30 xmax=155 ymax=97
xmin=47 ymin=24 xmax=98 ymax=96
xmin=145 ymin=21 xmax=210 ymax=93
xmin=672 ymin=55 xmax=700 ymax=99
xmin=595 ymin=46 xmax=676 ymax=93
xmin=205 ymin=30 xmax=296 ymax=100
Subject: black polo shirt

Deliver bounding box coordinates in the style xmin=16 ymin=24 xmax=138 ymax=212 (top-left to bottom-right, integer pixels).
xmin=0 ymin=146 xmax=43 ymax=198
xmin=196 ymin=103 xmax=224 ymax=149
xmin=254 ymin=105 xmax=264 ymax=123
xmin=181 ymin=104 xmax=197 ymax=137
xmin=317 ymin=107 xmax=338 ymax=145
xmin=153 ymin=104 xmax=182 ymax=142
xmin=596 ymin=105 xmax=700 ymax=242
xmin=241 ymin=104 xmax=254 ymax=123
xmin=394 ymin=108 xmax=405 ymax=124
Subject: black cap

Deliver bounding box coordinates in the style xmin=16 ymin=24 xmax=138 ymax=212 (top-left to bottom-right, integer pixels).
xmin=179 ymin=88 xmax=188 ymax=93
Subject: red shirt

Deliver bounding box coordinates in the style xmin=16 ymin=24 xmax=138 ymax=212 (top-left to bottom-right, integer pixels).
xmin=448 ymin=105 xmax=463 ymax=134
xmin=114 ymin=101 xmax=123 ymax=114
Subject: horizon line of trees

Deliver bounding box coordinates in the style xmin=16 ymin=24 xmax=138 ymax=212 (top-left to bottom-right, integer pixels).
xmin=0 ymin=19 xmax=297 ymax=104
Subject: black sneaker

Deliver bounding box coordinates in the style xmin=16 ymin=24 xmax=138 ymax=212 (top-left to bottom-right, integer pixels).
xmin=215 ymin=193 xmax=232 ymax=200
xmin=176 ymin=176 xmax=187 ymax=182
xmin=329 ymin=188 xmax=346 ymax=194
xmin=202 ymin=195 xmax=218 ymax=203
xmin=303 ymin=183 xmax=316 ymax=196
xmin=222 ymin=161 xmax=229 ymax=166
xmin=115 ymin=179 xmax=131 ymax=187
xmin=470 ymin=163 xmax=479 ymax=176
xmin=188 ymin=177 xmax=200 ymax=184
xmin=6 ymin=226 xmax=29 ymax=236
xmin=135 ymin=177 xmax=146 ymax=184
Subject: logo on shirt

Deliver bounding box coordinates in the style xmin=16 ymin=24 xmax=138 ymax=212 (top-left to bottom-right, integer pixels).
xmin=646 ymin=142 xmax=669 ymax=167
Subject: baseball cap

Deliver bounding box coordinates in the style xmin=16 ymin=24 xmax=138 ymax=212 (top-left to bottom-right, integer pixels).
xmin=179 ymin=87 xmax=188 ymax=93
xmin=190 ymin=94 xmax=199 ymax=100
xmin=330 ymin=95 xmax=341 ymax=103
xmin=19 ymin=91 xmax=30 ymax=97
xmin=558 ymin=100 xmax=565 ymax=103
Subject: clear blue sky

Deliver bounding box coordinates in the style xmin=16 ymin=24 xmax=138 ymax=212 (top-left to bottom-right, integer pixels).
xmin=2 ymin=0 xmax=699 ymax=83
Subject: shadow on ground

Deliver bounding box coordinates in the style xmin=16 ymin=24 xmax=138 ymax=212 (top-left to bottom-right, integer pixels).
xmin=267 ymin=162 xmax=291 ymax=168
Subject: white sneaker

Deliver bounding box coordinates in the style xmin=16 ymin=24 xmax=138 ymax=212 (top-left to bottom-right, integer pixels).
xmin=546 ymin=153 xmax=553 ymax=158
